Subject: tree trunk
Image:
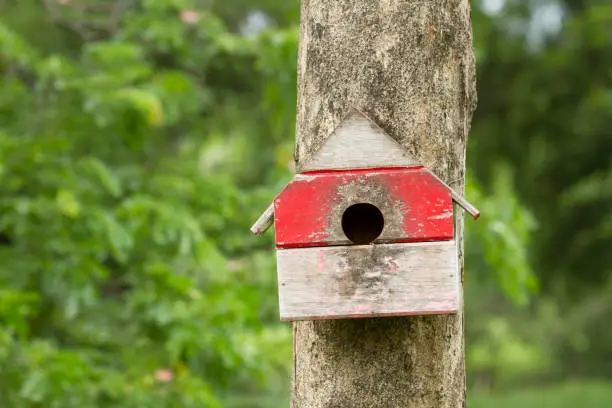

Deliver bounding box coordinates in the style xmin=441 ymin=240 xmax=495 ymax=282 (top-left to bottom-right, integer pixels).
xmin=292 ymin=2 xmax=477 ymax=408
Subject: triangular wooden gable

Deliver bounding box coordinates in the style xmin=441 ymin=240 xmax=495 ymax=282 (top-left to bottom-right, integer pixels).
xmin=301 ymin=109 xmax=418 ymax=172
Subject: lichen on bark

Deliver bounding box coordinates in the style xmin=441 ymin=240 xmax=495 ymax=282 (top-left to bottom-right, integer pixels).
xmin=292 ymin=1 xmax=477 ymax=407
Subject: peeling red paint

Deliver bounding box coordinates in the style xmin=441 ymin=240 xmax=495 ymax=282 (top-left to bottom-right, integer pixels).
xmin=424 ymin=301 xmax=455 ymax=310
xmin=273 ymin=167 xmax=454 ymax=249
xmin=388 ymin=260 xmax=400 ymax=273
xmin=316 ymin=250 xmax=326 ymax=271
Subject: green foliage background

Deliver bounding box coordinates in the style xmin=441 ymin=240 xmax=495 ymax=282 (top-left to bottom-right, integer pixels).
xmin=0 ymin=0 xmax=610 ymax=406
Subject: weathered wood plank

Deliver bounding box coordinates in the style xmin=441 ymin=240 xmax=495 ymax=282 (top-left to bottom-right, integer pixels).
xmin=301 ymin=109 xmax=417 ymax=172
xmin=277 ymin=241 xmax=459 ymax=321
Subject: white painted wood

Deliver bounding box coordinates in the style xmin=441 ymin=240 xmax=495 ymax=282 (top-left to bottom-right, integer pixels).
xmin=250 ymin=202 xmax=274 ymax=235
xmin=301 ymin=108 xmax=418 ymax=172
xmin=276 ymin=241 xmax=459 ymax=321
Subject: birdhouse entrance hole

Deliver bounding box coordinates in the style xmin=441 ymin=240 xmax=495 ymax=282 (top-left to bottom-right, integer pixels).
xmin=341 ymin=203 xmax=385 ymax=245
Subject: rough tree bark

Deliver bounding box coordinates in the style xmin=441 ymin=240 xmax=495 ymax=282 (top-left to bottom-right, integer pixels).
xmin=292 ymin=1 xmax=477 ymax=408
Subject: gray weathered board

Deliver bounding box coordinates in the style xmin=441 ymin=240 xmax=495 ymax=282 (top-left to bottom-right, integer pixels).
xmin=276 ymin=241 xmax=459 ymax=321
xmin=300 ymin=109 xmax=417 ymax=172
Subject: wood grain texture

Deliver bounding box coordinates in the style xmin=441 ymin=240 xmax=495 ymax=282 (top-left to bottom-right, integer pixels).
xmin=277 ymin=241 xmax=459 ymax=321
xmin=250 ymin=202 xmax=274 ymax=235
xmin=292 ymin=0 xmax=477 ymax=407
xmin=274 ymin=167 xmax=454 ymax=248
xmin=301 ymin=109 xmax=417 ymax=172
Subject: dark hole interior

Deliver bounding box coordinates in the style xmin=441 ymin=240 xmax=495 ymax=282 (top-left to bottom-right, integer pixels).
xmin=341 ymin=203 xmax=385 ymax=245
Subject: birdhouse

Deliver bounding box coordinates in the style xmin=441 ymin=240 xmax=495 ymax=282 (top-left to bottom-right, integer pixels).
xmin=252 ymin=109 xmax=479 ymax=322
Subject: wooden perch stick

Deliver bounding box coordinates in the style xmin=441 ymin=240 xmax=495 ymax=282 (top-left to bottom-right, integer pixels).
xmin=250 ymin=202 xmax=274 ymax=235
xmin=450 ymin=189 xmax=481 ymax=220
xmin=427 ymin=171 xmax=481 ymax=220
